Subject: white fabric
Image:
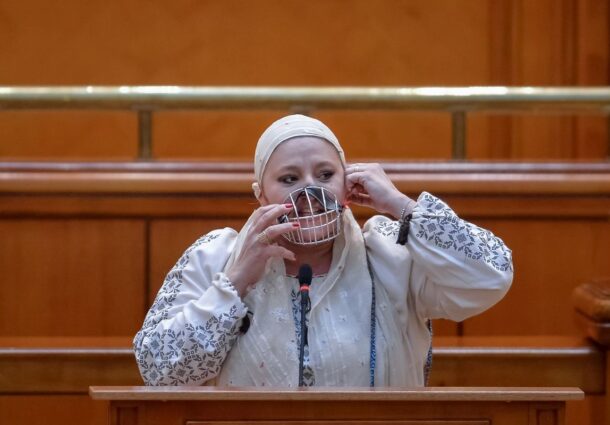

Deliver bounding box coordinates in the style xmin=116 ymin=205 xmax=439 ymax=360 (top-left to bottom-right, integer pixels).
xmin=134 ymin=192 xmax=513 ymax=387
xmin=220 ymin=208 xmax=401 ymax=386
xmin=252 ymin=114 xmax=345 ymax=199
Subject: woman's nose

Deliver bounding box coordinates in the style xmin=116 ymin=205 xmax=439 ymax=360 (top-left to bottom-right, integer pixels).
xmin=302 ymin=174 xmax=316 ymax=187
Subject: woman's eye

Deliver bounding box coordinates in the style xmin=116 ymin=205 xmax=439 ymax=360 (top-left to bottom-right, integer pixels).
xmin=279 ymin=175 xmax=298 ymax=184
xmin=319 ymin=171 xmax=334 ymax=180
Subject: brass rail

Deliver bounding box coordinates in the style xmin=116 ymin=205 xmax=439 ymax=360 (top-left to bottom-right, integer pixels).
xmin=1 ymin=86 xmax=610 ymax=159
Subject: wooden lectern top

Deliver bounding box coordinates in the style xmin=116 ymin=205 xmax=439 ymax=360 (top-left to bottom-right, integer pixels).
xmin=90 ymin=386 xmax=583 ymax=425
xmin=90 ymin=385 xmax=584 ymax=401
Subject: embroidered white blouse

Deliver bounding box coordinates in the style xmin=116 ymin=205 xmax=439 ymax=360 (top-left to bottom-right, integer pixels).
xmin=134 ymin=192 xmax=513 ymax=387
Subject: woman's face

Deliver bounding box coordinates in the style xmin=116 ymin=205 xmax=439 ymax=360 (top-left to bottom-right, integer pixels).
xmin=259 ymin=137 xmax=346 ymax=207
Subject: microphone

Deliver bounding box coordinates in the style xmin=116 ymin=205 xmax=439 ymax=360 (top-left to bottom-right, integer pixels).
xmin=298 ymin=263 xmax=313 ymax=308
xmin=297 ymin=264 xmax=312 ymax=387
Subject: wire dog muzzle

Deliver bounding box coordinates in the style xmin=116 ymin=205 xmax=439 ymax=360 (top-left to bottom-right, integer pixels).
xmin=279 ymin=186 xmax=344 ymax=245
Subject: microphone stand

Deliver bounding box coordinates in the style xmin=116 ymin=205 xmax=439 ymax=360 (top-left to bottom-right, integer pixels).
xmin=298 ymin=285 xmax=310 ymax=387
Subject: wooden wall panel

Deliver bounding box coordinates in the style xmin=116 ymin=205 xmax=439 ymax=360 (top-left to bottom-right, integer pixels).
xmin=2 ymin=1 xmax=606 ymax=161
xmin=0 ymin=111 xmax=137 ymax=160
xmin=0 ymin=395 xmax=108 ymax=425
xmin=0 ymin=1 xmax=491 ymax=161
xmin=567 ymin=396 xmax=607 ymax=425
xmin=0 ymin=1 xmax=490 ymax=87
xmin=154 ymin=111 xmax=453 ymax=161
xmin=510 ymin=0 xmax=576 ymax=160
xmin=574 ymin=0 xmax=610 ymax=159
xmin=0 ymin=163 xmax=608 ymax=339
xmin=0 ymin=336 xmax=604 ymax=425
xmin=0 ymin=0 xmax=488 ymax=159
xmin=0 ymin=219 xmax=146 ymax=336
xmin=463 ymin=218 xmax=610 ymax=335
xmin=470 ymin=0 xmax=609 ymax=160
xmin=0 ymin=396 xmax=599 ymax=425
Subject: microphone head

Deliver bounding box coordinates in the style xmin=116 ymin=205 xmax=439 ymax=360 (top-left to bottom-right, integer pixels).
xmin=297 ymin=264 xmax=313 ymax=286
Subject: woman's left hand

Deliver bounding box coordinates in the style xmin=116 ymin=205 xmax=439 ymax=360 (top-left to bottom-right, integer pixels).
xmin=345 ymin=163 xmax=416 ymax=219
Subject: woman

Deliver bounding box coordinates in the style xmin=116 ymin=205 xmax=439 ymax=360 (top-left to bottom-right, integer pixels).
xmin=134 ymin=114 xmax=513 ymax=387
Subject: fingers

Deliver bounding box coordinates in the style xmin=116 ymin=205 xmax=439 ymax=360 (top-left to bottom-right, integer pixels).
xmin=253 ymin=223 xmax=297 ymax=261
xmin=345 ymin=162 xmax=371 ymax=193
xmin=346 ymin=162 xmax=387 ymax=177
xmin=345 ymin=163 xmax=368 ymax=198
xmin=345 ymin=163 xmax=369 ymax=175
xmin=267 ymin=244 xmax=296 ymax=262
xmin=251 ymin=203 xmax=293 ymax=232
xmin=345 ymin=174 xmax=364 ymax=194
xmin=346 ymin=184 xmax=367 ymax=204
xmin=264 ymin=221 xmax=299 ymax=242
xmin=254 ymin=220 xmax=299 ymax=254
xmin=250 ymin=203 xmax=282 ymax=223
xmin=347 ymin=192 xmax=373 ymax=207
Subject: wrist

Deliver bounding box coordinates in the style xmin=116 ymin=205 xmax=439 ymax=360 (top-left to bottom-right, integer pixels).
xmin=225 ymin=268 xmax=249 ymax=298
xmin=388 ymin=194 xmax=416 ymax=220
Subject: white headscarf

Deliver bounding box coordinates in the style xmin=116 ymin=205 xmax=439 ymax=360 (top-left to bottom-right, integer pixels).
xmin=252 ymin=114 xmax=346 ymax=199
xmin=218 ymin=115 xmax=410 ymax=387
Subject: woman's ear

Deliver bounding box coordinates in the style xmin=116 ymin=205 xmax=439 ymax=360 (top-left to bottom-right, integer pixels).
xmin=258 ymin=190 xmax=269 ymax=206
xmin=252 ymin=182 xmax=268 ymax=206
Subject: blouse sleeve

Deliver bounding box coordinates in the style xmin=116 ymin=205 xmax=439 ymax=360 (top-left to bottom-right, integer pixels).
xmin=133 ymin=228 xmax=248 ymax=386
xmin=363 ymin=192 xmax=513 ymax=323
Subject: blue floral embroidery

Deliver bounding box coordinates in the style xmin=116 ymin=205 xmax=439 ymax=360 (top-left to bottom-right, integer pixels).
xmin=134 ymin=232 xmax=242 ymax=385
xmin=373 ymin=193 xmax=512 ymax=272
xmin=373 ymin=220 xmax=400 ymax=238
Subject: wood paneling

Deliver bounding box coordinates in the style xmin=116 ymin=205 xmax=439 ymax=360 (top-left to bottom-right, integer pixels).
xmin=0 ymin=336 xmax=602 ymax=425
xmin=1 ymin=336 xmax=603 ymax=393
xmin=2 ymin=162 xmax=610 ymax=196
xmin=0 ymin=111 xmax=137 ymax=160
xmin=0 ymin=2 xmax=491 ymax=86
xmin=0 ymin=161 xmax=608 ymax=338
xmin=0 ymin=219 xmax=146 ymax=336
xmin=486 ymin=0 xmax=609 ymax=160
xmin=464 ymin=219 xmax=610 ymax=335
xmin=475 ymin=0 xmax=609 ymax=160
xmin=0 ymin=1 xmax=607 ymax=160
xmin=0 ymin=1 xmax=609 ymax=422
xmin=0 ymin=395 xmax=108 ymax=425
xmin=574 ymin=0 xmax=610 ymax=159
xmin=0 ymin=1 xmax=488 ymax=161
xmin=0 ymin=336 xmax=603 ymax=393
xmin=90 ymin=387 xmax=581 ymax=425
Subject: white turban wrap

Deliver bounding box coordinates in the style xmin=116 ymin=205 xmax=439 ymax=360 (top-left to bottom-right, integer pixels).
xmin=252 ymin=114 xmax=346 ymax=199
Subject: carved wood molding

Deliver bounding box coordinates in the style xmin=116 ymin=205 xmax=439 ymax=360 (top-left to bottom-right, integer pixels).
xmin=573 ymin=280 xmax=610 ymax=322
xmin=574 ymin=279 xmax=610 ymax=346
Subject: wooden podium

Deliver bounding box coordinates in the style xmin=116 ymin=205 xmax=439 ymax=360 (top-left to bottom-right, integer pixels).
xmin=89 ymin=386 xmax=583 ymax=425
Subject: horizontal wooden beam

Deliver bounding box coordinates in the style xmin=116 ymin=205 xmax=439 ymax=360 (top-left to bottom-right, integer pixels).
xmin=0 ymin=337 xmax=603 ymax=395
xmin=1 ymin=160 xmax=610 ymax=195
xmin=89 ymin=385 xmax=584 ymax=401
xmin=0 ymin=162 xmax=609 ymax=219
xmin=2 ymin=171 xmax=610 ymax=195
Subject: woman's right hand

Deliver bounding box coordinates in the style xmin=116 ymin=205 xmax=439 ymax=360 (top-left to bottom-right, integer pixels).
xmin=225 ymin=204 xmax=298 ymax=298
